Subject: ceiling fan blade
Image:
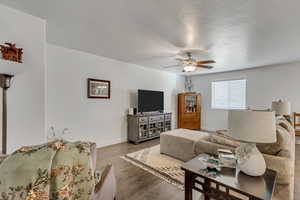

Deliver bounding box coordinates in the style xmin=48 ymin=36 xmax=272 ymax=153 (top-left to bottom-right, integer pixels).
xmin=196 ymin=65 xmax=214 ymax=69
xmin=196 ymin=60 xmax=216 ymax=64
xmin=163 ymin=65 xmax=182 ymax=69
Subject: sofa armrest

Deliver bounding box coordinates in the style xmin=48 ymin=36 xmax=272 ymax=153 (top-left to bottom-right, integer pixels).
xmin=263 ymin=154 xmax=293 ymax=185
xmin=93 ymin=164 xmax=117 ymax=200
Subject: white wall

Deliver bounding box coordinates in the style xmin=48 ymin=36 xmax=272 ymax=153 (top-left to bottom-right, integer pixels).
xmin=0 ymin=3 xmax=184 ymax=151
xmin=46 ymin=44 xmax=184 ymax=147
xmin=0 ymin=4 xmax=46 ymax=152
xmin=190 ymin=62 xmax=300 ymax=131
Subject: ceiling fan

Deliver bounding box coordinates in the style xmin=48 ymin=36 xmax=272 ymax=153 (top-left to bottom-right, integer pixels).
xmin=163 ymin=52 xmax=216 ymax=72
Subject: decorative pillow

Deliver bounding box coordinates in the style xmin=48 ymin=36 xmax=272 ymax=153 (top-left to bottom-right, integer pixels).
xmin=257 ymin=125 xmax=291 ymax=155
xmin=209 ymin=132 xmax=240 ymax=148
xmin=276 ymin=116 xmax=294 ymax=133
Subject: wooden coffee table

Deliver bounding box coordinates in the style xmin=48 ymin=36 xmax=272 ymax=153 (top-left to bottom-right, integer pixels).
xmin=181 ymin=155 xmax=277 ymax=200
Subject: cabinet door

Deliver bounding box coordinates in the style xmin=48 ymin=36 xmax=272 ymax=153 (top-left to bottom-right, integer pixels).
xmin=184 ymin=95 xmax=197 ymax=113
xmin=178 ymin=93 xmax=201 ymax=130
xmin=182 ymin=119 xmax=200 ymax=130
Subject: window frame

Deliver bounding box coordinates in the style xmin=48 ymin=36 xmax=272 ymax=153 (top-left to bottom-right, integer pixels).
xmin=211 ymin=78 xmax=247 ymax=110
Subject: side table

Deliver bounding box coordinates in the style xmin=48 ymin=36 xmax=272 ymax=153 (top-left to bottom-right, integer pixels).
xmin=181 ymin=154 xmax=277 ymax=200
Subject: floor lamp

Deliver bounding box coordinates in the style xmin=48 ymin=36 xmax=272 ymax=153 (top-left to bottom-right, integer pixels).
xmin=0 ymin=74 xmax=13 ymax=154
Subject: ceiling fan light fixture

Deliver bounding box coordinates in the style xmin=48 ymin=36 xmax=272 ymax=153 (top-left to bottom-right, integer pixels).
xmin=183 ymin=65 xmax=196 ymax=72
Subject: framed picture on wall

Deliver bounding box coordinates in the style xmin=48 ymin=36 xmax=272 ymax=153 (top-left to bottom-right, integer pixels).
xmin=87 ymin=78 xmax=111 ymax=99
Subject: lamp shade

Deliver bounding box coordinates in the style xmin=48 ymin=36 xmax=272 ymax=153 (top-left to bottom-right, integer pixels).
xmin=228 ymin=110 xmax=276 ymax=143
xmin=272 ymin=100 xmax=291 ymax=115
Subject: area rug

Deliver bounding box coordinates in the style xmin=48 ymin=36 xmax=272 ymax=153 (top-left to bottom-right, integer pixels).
xmin=121 ymin=145 xmax=185 ymax=190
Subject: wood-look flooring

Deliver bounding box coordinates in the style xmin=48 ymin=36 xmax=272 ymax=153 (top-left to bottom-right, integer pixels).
xmin=96 ymin=138 xmax=300 ymax=200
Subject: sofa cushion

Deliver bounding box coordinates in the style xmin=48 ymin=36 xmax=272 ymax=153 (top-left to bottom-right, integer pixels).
xmin=264 ymin=153 xmax=293 ymax=185
xmin=160 ymin=129 xmax=209 ymax=162
xmin=257 ymin=125 xmax=291 ymax=155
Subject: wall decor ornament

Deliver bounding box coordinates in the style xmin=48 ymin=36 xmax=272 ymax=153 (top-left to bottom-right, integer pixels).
xmin=47 ymin=126 xmax=69 ymax=142
xmin=185 ymin=77 xmax=194 ymax=93
xmin=87 ymin=78 xmax=110 ymax=99
xmin=0 ymin=43 xmax=23 ymax=63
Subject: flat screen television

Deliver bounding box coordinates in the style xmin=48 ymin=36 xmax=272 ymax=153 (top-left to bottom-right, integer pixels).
xmin=138 ymin=90 xmax=164 ymax=113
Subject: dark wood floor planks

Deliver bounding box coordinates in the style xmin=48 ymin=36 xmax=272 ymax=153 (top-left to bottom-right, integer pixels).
xmin=96 ymin=138 xmax=300 ymax=200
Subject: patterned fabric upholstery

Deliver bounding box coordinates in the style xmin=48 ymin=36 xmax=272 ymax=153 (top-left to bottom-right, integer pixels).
xmin=0 ymin=142 xmax=117 ymax=200
xmin=0 ymin=141 xmax=96 ymax=200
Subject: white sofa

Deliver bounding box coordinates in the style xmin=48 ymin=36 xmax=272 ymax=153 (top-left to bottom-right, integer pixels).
xmin=161 ymin=121 xmax=295 ymax=200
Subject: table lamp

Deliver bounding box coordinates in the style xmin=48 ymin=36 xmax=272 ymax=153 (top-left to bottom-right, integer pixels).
xmin=272 ymin=100 xmax=291 ymax=116
xmin=228 ymin=110 xmax=276 ymax=176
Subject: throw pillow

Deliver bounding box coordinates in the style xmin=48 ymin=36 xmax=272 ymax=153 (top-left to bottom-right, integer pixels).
xmin=257 ymin=125 xmax=291 ymax=155
xmin=209 ymin=132 xmax=240 ymax=148
xmin=276 ymin=116 xmax=294 ymax=133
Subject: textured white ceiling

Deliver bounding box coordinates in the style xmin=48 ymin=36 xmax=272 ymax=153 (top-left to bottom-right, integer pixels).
xmin=1 ymin=0 xmax=300 ymax=75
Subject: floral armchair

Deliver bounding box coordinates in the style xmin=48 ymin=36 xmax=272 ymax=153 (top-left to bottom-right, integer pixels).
xmin=0 ymin=141 xmax=117 ymax=200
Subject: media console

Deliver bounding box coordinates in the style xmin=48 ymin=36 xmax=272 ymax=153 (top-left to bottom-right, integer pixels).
xmin=127 ymin=113 xmax=172 ymax=144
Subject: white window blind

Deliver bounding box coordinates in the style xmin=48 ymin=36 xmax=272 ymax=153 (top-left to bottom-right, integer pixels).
xmin=211 ymin=79 xmax=246 ymax=109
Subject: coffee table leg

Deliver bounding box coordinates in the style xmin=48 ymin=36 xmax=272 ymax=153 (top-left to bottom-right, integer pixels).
xmin=184 ymin=171 xmax=193 ymax=200
xmin=203 ymin=178 xmax=210 ymax=200
xmin=204 ymin=194 xmax=210 ymax=200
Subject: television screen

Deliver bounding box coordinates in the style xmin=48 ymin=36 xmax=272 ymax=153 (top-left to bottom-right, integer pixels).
xmin=138 ymin=90 xmax=164 ymax=113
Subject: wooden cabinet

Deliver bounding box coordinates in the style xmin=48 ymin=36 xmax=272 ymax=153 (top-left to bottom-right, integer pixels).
xmin=178 ymin=93 xmax=201 ymax=130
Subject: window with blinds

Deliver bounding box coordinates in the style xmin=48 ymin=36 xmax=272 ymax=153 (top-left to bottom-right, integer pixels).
xmin=211 ymin=79 xmax=246 ymax=109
